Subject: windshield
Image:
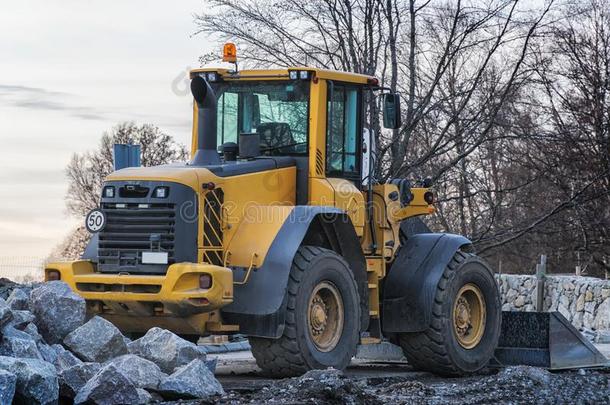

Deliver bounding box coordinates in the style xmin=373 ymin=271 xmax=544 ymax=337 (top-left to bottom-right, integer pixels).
xmin=212 ymin=80 xmax=310 ymax=155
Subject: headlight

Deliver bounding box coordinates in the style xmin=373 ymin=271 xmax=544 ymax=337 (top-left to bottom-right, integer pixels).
xmin=424 ymin=191 xmax=435 ymax=204
xmin=153 ymin=186 xmax=169 ymax=198
xmin=103 ymin=186 xmax=115 ymax=198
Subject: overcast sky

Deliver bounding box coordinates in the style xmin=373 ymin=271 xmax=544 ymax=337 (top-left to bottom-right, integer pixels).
xmin=0 ymin=0 xmax=211 ymax=257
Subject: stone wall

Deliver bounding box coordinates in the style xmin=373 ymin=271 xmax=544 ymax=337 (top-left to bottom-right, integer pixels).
xmin=497 ymin=275 xmax=610 ymax=332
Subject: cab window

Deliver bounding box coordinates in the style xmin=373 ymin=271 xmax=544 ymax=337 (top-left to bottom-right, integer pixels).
xmin=326 ymin=84 xmax=361 ymax=179
xmin=213 ymin=81 xmax=309 ymax=155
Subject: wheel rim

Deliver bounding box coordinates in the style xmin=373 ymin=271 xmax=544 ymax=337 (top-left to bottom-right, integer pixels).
xmin=307 ymin=281 xmax=344 ymax=352
xmin=453 ymin=283 xmax=487 ymax=349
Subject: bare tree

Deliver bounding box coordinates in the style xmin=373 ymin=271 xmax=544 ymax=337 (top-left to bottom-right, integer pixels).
xmin=195 ymin=0 xmax=610 ymax=276
xmin=65 ymin=122 xmax=188 ymax=218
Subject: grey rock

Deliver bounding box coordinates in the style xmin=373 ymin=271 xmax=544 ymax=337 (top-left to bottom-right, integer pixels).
xmin=37 ymin=343 xmax=59 ymax=365
xmin=576 ymin=294 xmax=585 ymax=312
xmin=29 ymin=281 xmax=86 ymax=344
xmin=6 ymin=289 xmax=29 ymax=311
xmin=0 ymin=326 xmax=42 ymax=359
xmin=584 ymin=301 xmax=596 ymax=314
xmin=0 ymin=356 xmax=58 ymax=405
xmin=136 ymin=388 xmax=152 ymax=404
xmin=59 ymin=362 xmax=101 ymax=398
xmin=5 ymin=309 xmax=35 ymax=330
xmin=128 ymin=327 xmax=206 ymax=373
xmin=74 ymin=363 xmax=140 ymax=405
xmin=0 ymin=299 xmax=12 ymax=328
xmin=501 ymin=303 xmax=511 ymax=311
xmin=593 ymin=298 xmax=610 ymax=330
xmin=24 ymin=323 xmax=43 ymax=342
xmin=572 ymin=312 xmax=583 ymax=330
xmin=514 ymin=295 xmax=525 ymax=308
xmin=158 ymin=358 xmax=224 ymax=400
xmin=106 ymin=354 xmax=166 ymax=389
xmin=0 ymin=369 xmax=16 ymax=405
xmin=583 ymin=312 xmax=595 ymax=329
xmin=64 ymin=316 xmax=128 ymax=362
xmin=55 ymin=346 xmax=84 ymax=371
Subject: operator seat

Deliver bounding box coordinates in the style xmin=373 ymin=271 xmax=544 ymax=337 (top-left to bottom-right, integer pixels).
xmin=257 ymin=122 xmax=295 ymax=151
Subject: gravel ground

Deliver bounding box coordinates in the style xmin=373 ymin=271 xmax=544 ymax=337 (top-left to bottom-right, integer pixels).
xmin=216 ymin=366 xmax=609 ymax=405
xmin=200 ymin=352 xmax=610 ymax=404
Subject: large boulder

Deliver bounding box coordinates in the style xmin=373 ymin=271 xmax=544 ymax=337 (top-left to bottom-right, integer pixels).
xmin=0 ymin=369 xmax=16 ymax=405
xmin=0 ymin=299 xmax=12 ymax=328
xmin=29 ymin=281 xmax=86 ymax=344
xmin=106 ymin=354 xmax=166 ymax=389
xmin=0 ymin=326 xmax=42 ymax=359
xmin=0 ymin=356 xmax=58 ymax=405
xmin=64 ymin=316 xmax=128 ymax=362
xmin=158 ymin=358 xmax=224 ymax=400
xmin=128 ymin=327 xmax=206 ymax=373
xmin=59 ymin=362 xmax=101 ymax=399
xmin=6 ymin=289 xmax=29 ymax=311
xmin=74 ymin=363 xmax=141 ymax=405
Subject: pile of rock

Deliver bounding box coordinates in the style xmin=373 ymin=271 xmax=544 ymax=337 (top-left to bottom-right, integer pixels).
xmin=497 ymin=274 xmax=610 ymax=341
xmin=0 ymin=281 xmax=224 ymax=404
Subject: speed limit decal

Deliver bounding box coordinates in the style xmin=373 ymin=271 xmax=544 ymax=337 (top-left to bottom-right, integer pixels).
xmin=85 ymin=209 xmax=106 ymax=233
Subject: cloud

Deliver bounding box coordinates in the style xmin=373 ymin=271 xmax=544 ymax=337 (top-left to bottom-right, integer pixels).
xmin=0 ymin=83 xmax=106 ymax=121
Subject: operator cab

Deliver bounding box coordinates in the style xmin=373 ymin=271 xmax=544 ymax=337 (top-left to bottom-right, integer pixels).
xmin=190 ymin=67 xmax=401 ymax=188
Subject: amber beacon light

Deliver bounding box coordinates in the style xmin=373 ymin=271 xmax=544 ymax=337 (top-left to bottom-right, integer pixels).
xmin=223 ymin=43 xmax=237 ymax=63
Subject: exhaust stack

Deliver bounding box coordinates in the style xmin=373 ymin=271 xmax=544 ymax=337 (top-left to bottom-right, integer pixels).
xmin=190 ymin=75 xmax=220 ymax=166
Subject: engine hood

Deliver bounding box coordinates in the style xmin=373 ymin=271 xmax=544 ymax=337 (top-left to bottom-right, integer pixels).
xmin=106 ymin=157 xmax=296 ymax=191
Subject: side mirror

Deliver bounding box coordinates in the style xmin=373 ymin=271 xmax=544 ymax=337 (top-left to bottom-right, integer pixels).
xmin=382 ymin=93 xmax=402 ymax=129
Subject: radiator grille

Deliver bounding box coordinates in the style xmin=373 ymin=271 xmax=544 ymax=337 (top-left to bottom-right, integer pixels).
xmin=98 ymin=203 xmax=176 ymax=272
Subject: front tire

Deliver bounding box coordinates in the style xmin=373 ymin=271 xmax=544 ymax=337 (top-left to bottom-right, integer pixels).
xmin=398 ymin=251 xmax=501 ymax=376
xmin=249 ymin=246 xmax=361 ymax=377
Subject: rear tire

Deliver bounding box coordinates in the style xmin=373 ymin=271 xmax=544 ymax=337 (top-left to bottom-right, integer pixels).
xmin=398 ymin=251 xmax=501 ymax=376
xmin=249 ymin=246 xmax=361 ymax=377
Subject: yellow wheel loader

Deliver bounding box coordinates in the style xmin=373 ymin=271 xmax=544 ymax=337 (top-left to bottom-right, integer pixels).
xmin=45 ymin=46 xmax=607 ymax=377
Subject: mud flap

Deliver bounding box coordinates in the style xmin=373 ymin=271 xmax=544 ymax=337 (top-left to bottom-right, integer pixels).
xmin=491 ymin=311 xmax=610 ymax=370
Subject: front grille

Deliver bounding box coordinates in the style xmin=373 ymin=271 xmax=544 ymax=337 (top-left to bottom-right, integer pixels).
xmin=98 ymin=203 xmax=176 ymax=272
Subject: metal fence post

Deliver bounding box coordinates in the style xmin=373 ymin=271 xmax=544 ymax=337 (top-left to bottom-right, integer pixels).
xmin=535 ymin=254 xmax=547 ymax=312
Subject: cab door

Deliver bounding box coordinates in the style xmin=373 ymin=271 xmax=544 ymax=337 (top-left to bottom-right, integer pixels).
xmin=325 ymin=82 xmax=366 ymax=234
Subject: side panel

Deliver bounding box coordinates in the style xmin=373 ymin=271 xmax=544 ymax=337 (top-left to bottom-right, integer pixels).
xmin=382 ymin=233 xmax=472 ymax=333
xmin=221 ymin=206 xmax=367 ymax=338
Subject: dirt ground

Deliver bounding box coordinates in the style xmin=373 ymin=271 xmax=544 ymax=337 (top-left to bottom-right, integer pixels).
xmin=198 ymin=351 xmax=610 ymax=404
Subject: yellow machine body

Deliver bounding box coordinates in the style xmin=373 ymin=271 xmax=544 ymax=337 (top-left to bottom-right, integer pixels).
xmin=46 ymin=67 xmax=434 ymax=337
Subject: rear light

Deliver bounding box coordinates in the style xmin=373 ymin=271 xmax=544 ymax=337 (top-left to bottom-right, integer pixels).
xmin=47 ymin=270 xmax=61 ymax=281
xmin=424 ymin=191 xmax=435 ymax=204
xmin=199 ymin=274 xmax=213 ymax=289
